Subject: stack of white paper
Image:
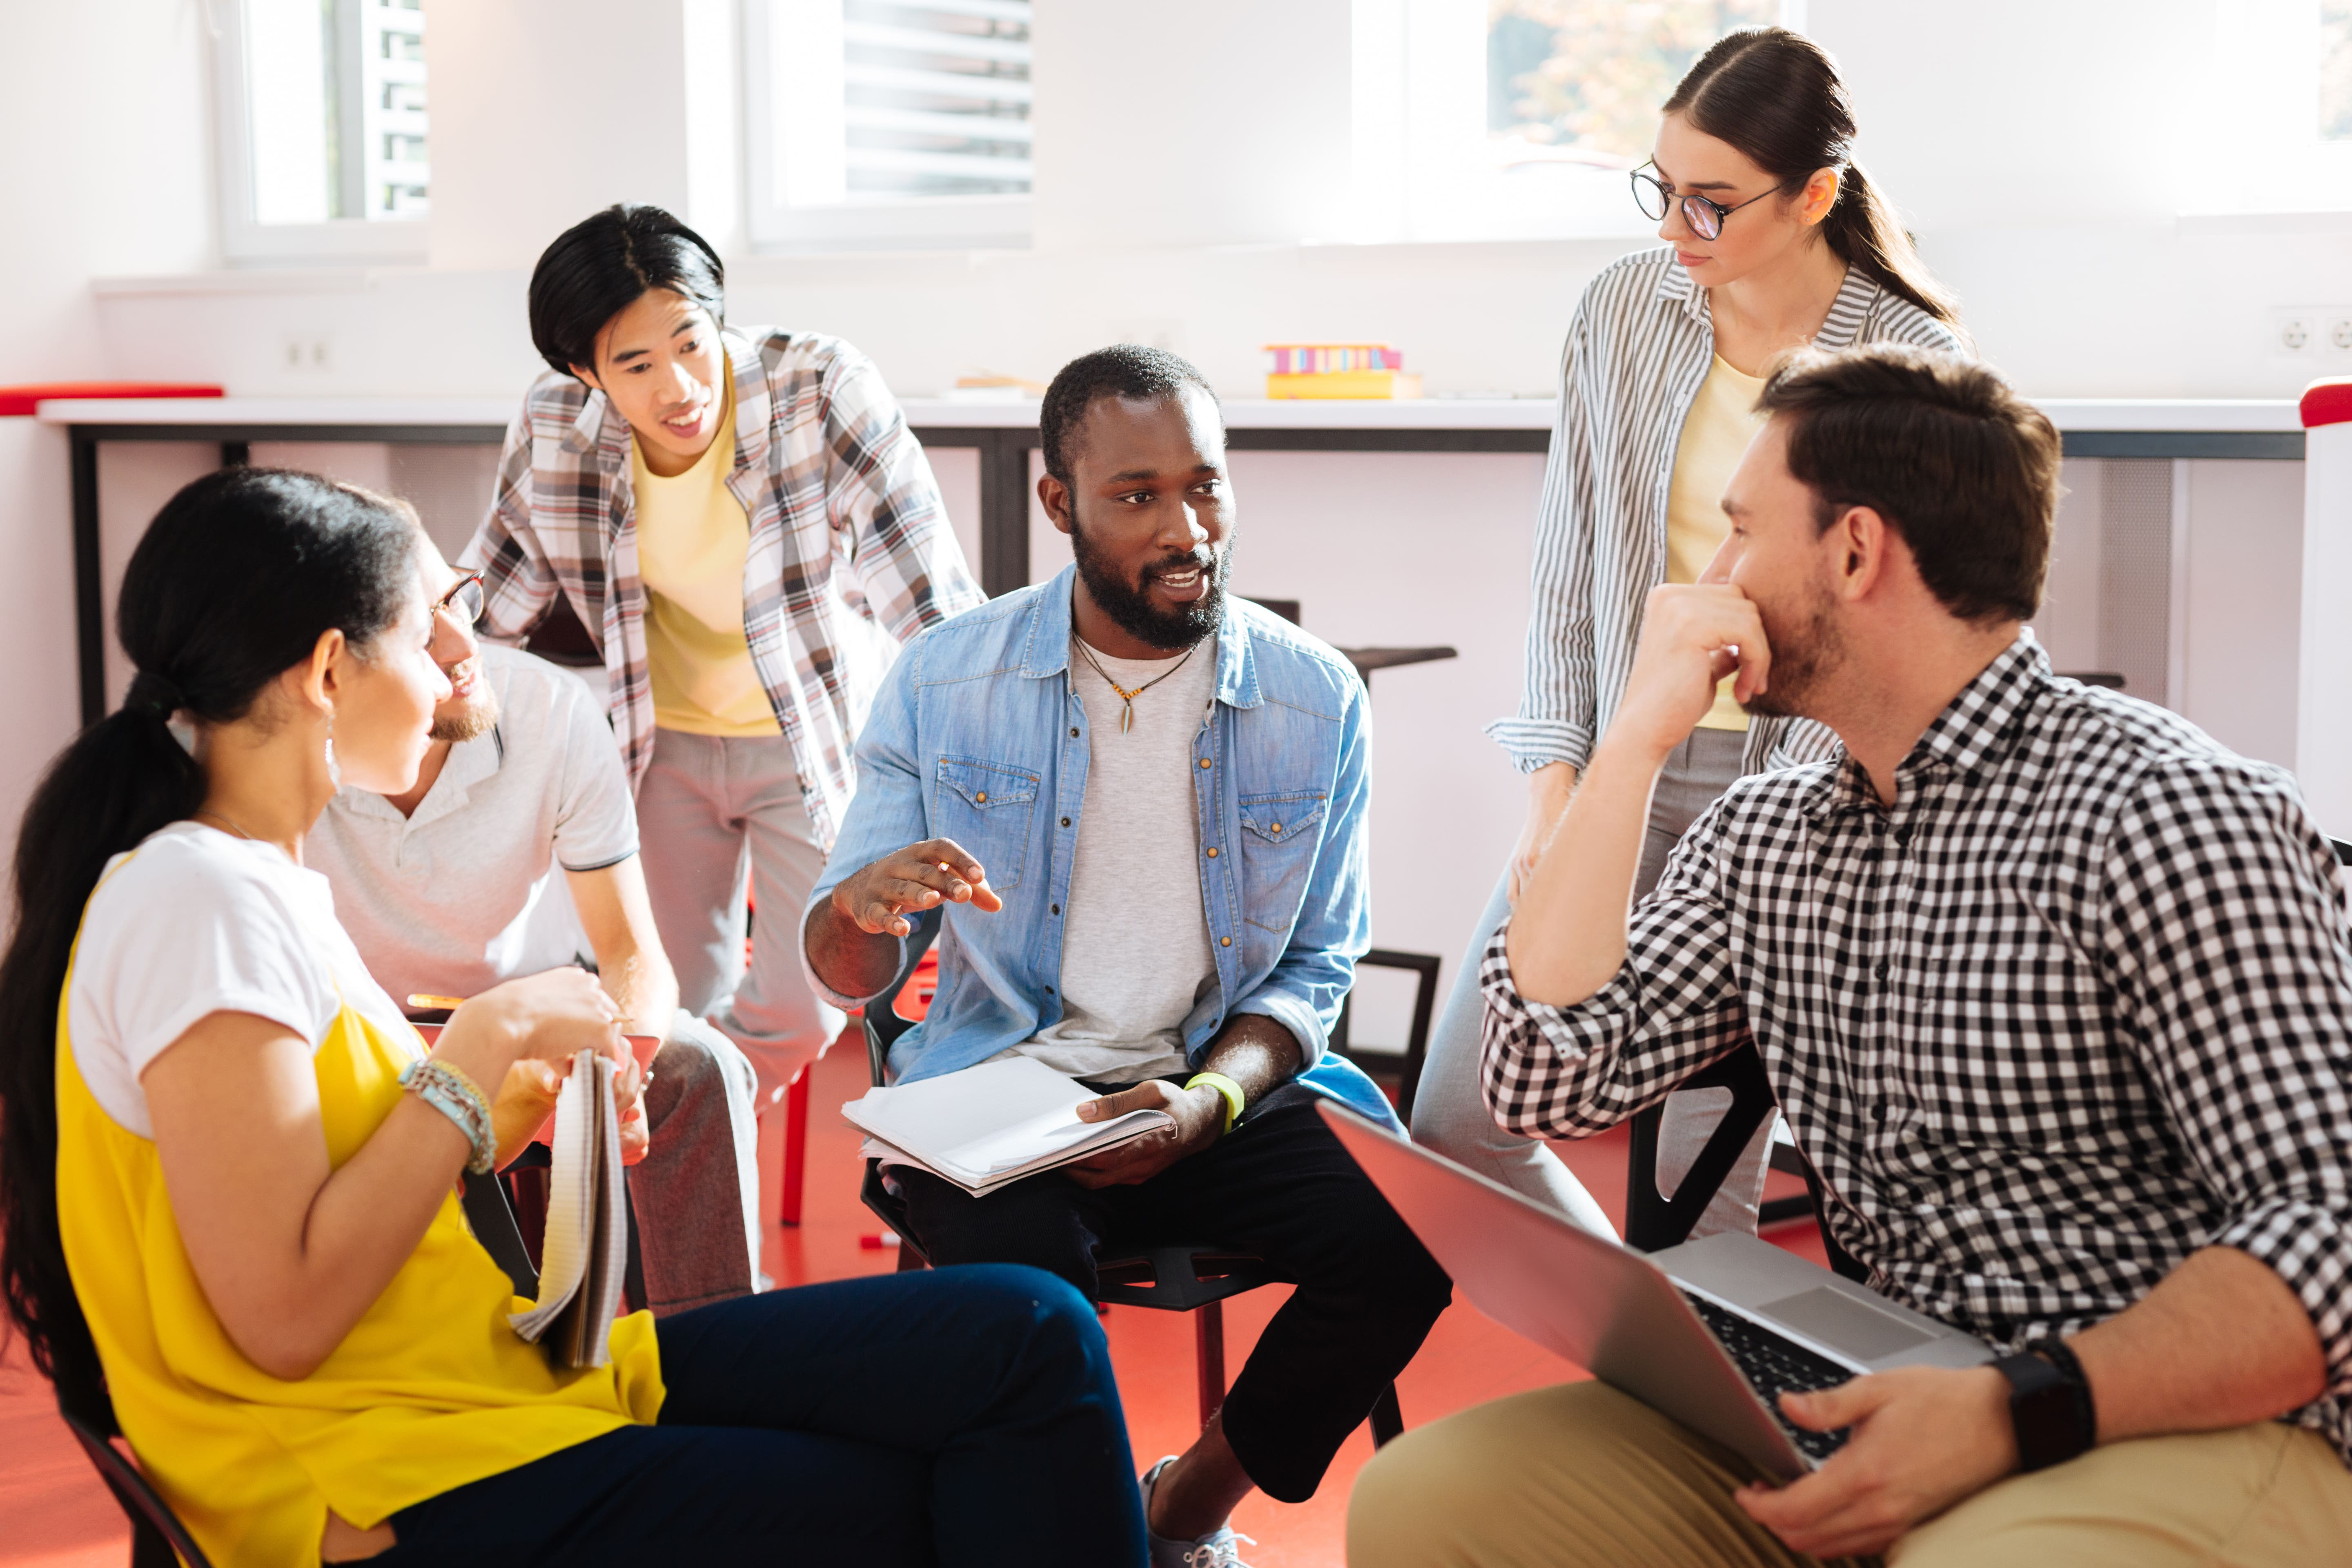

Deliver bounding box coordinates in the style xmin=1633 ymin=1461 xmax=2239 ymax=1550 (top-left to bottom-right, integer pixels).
xmin=844 ymin=1056 xmax=1176 ymax=1196
xmin=508 ymin=1049 xmax=628 ymax=1369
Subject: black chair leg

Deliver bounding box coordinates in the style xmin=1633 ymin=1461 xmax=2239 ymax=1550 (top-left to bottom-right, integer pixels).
xmin=1369 ymin=1382 xmax=1404 ymax=1447
xmin=1194 ymin=1300 xmax=1226 ymax=1430
xmin=129 ymin=1515 xmax=180 ymax=1568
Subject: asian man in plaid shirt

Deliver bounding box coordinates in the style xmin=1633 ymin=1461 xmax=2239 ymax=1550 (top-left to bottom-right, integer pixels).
xmin=1350 ymin=345 xmax=2352 ymax=1567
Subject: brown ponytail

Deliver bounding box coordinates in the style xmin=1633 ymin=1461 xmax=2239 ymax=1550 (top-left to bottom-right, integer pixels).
xmin=1664 ymin=28 xmax=1962 ymax=331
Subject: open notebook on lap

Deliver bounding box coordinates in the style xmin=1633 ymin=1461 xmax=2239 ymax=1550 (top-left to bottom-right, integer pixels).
xmin=1318 ymin=1102 xmax=1992 ymax=1479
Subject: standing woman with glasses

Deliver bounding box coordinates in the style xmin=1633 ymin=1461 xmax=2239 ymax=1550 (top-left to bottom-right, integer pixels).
xmin=1413 ymin=27 xmax=1967 ymax=1234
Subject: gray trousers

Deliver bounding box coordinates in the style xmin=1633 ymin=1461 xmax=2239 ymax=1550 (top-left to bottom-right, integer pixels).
xmin=1412 ymin=727 xmax=1775 ymax=1240
xmin=630 ymin=1011 xmax=766 ymax=1314
xmin=636 ymin=728 xmax=849 ymax=1111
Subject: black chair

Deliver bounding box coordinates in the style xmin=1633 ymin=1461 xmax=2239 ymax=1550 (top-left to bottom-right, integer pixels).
xmin=56 ymin=1374 xmax=213 ymax=1568
xmin=857 ymin=910 xmax=1405 ymax=1442
xmin=1622 ymin=1044 xmax=1867 ymax=1282
xmin=1325 ymin=949 xmax=1441 ymax=1122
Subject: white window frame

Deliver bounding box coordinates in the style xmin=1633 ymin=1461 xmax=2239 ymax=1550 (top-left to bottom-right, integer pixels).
xmin=740 ymin=0 xmax=1033 ymax=254
xmin=209 ymin=0 xmax=430 ymax=265
xmin=2180 ymin=0 xmax=2352 ymax=217
xmin=1366 ymin=0 xmax=1797 ymax=247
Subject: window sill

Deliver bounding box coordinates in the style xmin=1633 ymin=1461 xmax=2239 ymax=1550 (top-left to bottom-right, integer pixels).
xmin=2175 ymin=209 xmax=2352 ymax=237
xmin=90 ymin=268 xmax=421 ymax=298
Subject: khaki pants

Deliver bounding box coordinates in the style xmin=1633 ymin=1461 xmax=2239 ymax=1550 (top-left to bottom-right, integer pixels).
xmin=1347 ymin=1382 xmax=2352 ymax=1568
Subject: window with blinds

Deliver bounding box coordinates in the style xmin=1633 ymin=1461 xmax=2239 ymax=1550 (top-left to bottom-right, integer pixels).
xmin=216 ymin=0 xmax=429 ymax=260
xmin=746 ymin=0 xmax=1035 ymax=249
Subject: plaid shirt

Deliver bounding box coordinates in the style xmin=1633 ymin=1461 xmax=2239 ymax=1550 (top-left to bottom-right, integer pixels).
xmin=1483 ymin=636 xmax=2352 ymax=1463
xmin=461 ymin=327 xmax=984 ymax=848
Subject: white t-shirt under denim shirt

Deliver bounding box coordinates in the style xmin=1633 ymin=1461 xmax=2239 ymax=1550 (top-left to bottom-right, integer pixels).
xmin=67 ymin=822 xmax=416 ymax=1138
xmin=305 ymin=646 xmax=638 ymax=1012
xmin=1004 ymin=634 xmax=1222 ymax=1087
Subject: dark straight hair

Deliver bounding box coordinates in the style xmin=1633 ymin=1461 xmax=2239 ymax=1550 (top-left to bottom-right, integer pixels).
xmin=528 ymin=203 xmax=727 ymax=381
xmin=0 ymin=468 xmax=419 ymax=1417
xmin=1666 ymin=28 xmax=1962 ymax=329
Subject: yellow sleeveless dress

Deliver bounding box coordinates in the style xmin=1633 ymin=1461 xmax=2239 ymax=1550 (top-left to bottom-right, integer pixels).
xmin=55 ymin=898 xmax=666 ymax=1566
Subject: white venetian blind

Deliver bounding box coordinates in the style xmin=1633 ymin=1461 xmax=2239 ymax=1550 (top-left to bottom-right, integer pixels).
xmin=839 ymin=0 xmax=1033 ymax=198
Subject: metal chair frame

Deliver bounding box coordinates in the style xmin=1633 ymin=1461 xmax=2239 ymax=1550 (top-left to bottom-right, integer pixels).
xmin=856 ymin=911 xmax=1404 ymax=1441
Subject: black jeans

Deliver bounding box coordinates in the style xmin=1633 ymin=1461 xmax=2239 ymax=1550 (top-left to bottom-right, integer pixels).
xmin=895 ymin=1087 xmax=1454 ymax=1503
xmin=374 ymin=1265 xmax=1145 ymax=1567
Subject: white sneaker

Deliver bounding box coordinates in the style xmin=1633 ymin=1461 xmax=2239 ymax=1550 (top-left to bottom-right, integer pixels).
xmin=1139 ymin=1456 xmax=1257 ymax=1568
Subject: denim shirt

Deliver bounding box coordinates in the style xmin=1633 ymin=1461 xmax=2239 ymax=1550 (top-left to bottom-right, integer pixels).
xmin=803 ymin=566 xmax=1399 ymax=1126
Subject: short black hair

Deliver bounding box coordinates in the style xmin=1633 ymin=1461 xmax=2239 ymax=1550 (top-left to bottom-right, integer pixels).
xmin=1039 ymin=345 xmax=1219 ymax=484
xmin=1757 ymin=344 xmax=2059 ymax=624
xmin=528 ymin=204 xmax=726 ymax=380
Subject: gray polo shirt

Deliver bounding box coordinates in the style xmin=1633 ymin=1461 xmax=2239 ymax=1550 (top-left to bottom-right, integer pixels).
xmin=307 ymin=645 xmax=637 ymax=1009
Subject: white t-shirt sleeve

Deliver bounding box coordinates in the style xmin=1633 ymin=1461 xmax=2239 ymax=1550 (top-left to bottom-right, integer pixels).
xmin=68 ymin=832 xmax=339 ymax=1137
xmin=550 ymin=677 xmax=639 ymax=873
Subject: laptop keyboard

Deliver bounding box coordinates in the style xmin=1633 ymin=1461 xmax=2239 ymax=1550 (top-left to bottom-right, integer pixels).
xmin=1681 ymin=1291 xmax=1856 ymax=1463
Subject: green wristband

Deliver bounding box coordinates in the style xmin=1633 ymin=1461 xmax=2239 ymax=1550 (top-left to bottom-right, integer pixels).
xmin=1186 ymin=1071 xmax=1245 ymax=1134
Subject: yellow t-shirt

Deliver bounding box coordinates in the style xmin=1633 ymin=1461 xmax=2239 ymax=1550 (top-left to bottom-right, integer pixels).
xmin=1664 ymin=354 xmax=1768 ymax=732
xmin=55 ymin=852 xmax=662 ymax=1566
xmin=632 ymin=384 xmax=781 ymax=737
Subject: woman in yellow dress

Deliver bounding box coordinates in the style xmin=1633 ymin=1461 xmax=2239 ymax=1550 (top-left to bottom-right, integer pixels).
xmin=0 ymin=468 xmax=1143 ymax=1567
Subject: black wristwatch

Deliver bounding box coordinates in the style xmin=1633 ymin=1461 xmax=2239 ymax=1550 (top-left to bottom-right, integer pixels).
xmin=1990 ymin=1337 xmax=2097 ymax=1472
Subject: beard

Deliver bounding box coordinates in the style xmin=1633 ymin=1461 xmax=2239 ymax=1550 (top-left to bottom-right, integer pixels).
xmin=1067 ymin=506 xmax=1231 ymax=652
xmin=1740 ymin=586 xmax=1843 ymax=721
xmin=428 ymin=670 xmax=499 ymax=744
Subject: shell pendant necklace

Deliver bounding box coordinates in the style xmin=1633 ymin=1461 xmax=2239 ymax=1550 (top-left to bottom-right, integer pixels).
xmin=1073 ymin=636 xmax=1199 ymax=733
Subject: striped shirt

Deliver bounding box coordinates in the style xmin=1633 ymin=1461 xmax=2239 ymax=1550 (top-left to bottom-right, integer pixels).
xmin=1487 ymin=247 xmax=1965 ymax=777
xmin=1483 ymin=637 xmax=2352 ymax=1463
xmin=461 ymin=327 xmax=985 ymax=849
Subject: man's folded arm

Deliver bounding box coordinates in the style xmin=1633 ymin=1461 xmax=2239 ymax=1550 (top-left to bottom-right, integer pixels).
xmin=1479 ymin=797 xmax=1751 ymax=1142
xmin=2100 ymin=759 xmax=2352 ymax=1410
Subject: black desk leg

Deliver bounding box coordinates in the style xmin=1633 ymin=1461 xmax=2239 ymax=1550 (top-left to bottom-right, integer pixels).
xmin=71 ymin=430 xmax=104 ymax=726
xmin=977 ymin=430 xmax=1033 ymax=598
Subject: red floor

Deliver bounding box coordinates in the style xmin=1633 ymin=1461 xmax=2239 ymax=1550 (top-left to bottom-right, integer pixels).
xmin=0 ymin=1034 xmax=1824 ymax=1567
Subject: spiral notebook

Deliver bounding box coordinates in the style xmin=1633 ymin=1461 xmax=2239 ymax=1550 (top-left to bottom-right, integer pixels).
xmin=507 ymin=1050 xmax=628 ymax=1369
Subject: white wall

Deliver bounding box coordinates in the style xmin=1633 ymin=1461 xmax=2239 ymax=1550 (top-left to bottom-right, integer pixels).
xmin=2 ymin=0 xmax=2330 ymax=1030
xmin=0 ymin=0 xmax=214 ymax=858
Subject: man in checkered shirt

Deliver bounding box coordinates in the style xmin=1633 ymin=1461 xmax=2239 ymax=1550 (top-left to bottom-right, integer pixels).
xmin=1349 ymin=345 xmax=2352 ymax=1567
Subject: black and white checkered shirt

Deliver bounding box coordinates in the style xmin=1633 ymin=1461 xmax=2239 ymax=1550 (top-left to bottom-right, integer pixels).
xmin=1482 ymin=635 xmax=2352 ymax=1462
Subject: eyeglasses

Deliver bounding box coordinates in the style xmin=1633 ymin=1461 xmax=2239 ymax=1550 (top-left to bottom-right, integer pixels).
xmin=1630 ymin=162 xmax=1795 ymax=242
xmin=432 ymin=570 xmax=484 ymax=628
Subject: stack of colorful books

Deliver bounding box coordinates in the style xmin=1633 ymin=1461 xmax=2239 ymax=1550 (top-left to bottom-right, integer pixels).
xmin=1263 ymin=343 xmax=1423 ymax=400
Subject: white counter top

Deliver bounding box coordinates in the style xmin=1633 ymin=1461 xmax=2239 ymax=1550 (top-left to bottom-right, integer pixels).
xmin=36 ymin=394 xmax=2305 ymax=434
xmin=35 ymin=397 xmax=516 ymax=426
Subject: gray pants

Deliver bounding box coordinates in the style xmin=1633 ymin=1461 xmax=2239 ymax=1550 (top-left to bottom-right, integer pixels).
xmin=1412 ymin=727 xmax=1774 ymax=1240
xmin=631 ymin=1012 xmax=766 ymax=1314
xmin=636 ymin=728 xmax=849 ymax=1110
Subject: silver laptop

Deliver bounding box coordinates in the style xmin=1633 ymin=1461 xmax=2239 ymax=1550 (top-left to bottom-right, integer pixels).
xmin=1319 ymin=1101 xmax=1991 ymax=1479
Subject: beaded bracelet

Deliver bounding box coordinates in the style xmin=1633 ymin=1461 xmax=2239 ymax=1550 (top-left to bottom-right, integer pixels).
xmin=399 ymin=1058 xmax=496 ymax=1174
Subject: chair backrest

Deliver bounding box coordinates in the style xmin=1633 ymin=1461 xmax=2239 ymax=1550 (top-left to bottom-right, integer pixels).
xmin=865 ymin=908 xmax=942 ymax=1089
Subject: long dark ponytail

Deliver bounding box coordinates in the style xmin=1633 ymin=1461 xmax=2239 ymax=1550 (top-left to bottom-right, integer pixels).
xmin=0 ymin=467 xmax=419 ymax=1417
xmin=1665 ymin=28 xmax=1962 ymax=329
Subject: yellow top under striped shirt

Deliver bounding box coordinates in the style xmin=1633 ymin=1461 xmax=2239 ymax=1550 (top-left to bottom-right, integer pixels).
xmin=1664 ymin=354 xmax=1767 ymax=733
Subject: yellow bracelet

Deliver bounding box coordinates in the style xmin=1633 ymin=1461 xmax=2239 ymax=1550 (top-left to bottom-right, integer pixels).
xmin=1186 ymin=1071 xmax=1245 ymax=1135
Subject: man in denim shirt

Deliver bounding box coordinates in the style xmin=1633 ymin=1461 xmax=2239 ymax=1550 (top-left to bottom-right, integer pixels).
xmin=803 ymin=347 xmax=1450 ymax=1567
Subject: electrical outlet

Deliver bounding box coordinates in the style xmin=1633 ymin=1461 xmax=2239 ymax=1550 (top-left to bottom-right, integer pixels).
xmin=2333 ymin=318 xmax=2352 ymax=353
xmin=281 ymin=333 xmax=334 ymax=373
xmin=2274 ymin=311 xmax=2314 ymax=357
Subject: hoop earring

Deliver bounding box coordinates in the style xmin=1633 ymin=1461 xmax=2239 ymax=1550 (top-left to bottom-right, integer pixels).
xmin=324 ymin=706 xmax=342 ymax=790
